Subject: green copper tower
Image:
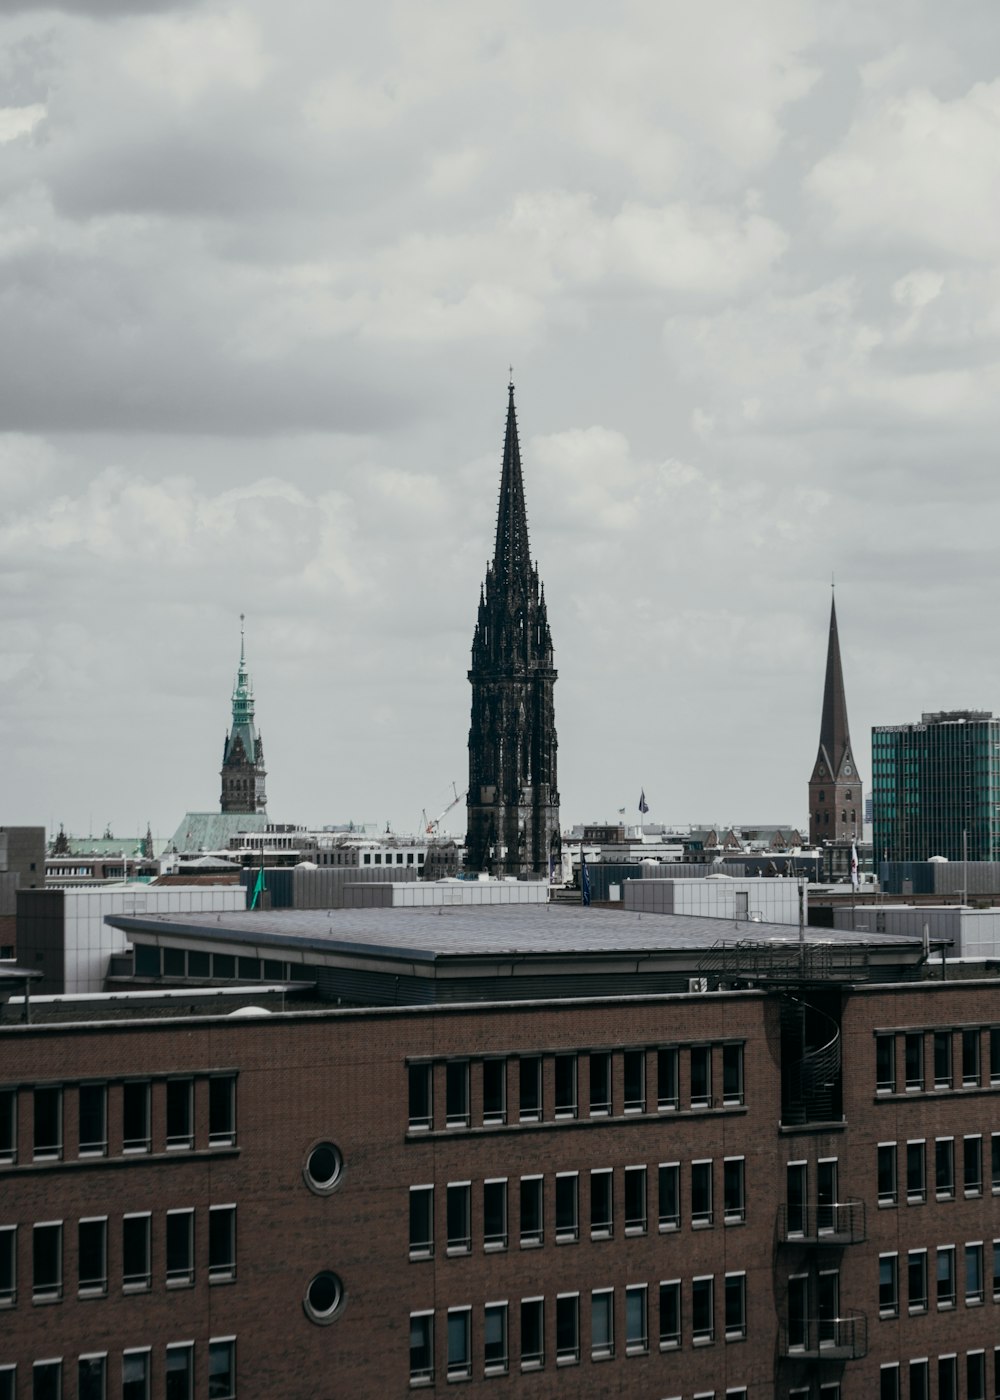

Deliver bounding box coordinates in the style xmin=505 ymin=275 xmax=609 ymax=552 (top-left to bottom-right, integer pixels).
xmin=220 ymin=615 xmax=268 ymax=814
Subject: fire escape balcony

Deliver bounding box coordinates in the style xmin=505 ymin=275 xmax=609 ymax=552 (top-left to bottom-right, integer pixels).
xmin=778 ymin=1310 xmax=868 ymax=1361
xmin=777 ymin=1199 xmax=866 ymax=1246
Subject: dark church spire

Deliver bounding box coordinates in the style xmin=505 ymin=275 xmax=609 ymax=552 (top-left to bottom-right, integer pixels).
xmin=220 ymin=615 xmax=268 ymax=815
xmin=808 ymin=590 xmax=861 ymax=844
xmin=466 ymin=383 xmax=560 ymax=877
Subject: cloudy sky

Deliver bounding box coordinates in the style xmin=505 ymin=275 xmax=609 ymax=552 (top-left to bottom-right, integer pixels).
xmin=2 ymin=0 xmax=999 ymax=843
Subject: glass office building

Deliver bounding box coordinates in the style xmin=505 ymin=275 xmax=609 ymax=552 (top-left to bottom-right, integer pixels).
xmin=872 ymin=711 xmax=1000 ymax=863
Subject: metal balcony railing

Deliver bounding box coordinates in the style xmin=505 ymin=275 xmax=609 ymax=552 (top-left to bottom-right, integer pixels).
xmin=778 ymin=1309 xmax=868 ymax=1360
xmin=777 ymin=1199 xmax=866 ymax=1245
xmin=782 ymin=998 xmax=842 ymax=1126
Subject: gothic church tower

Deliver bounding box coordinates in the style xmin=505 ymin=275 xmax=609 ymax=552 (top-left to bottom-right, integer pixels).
xmin=467 ymin=383 xmax=560 ymax=876
xmin=220 ymin=616 xmax=268 ymax=815
xmin=808 ymin=593 xmax=861 ymax=843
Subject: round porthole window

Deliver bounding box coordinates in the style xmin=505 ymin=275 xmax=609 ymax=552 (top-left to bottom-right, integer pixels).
xmin=304 ymin=1142 xmax=343 ymax=1194
xmin=304 ymin=1271 xmax=344 ymax=1325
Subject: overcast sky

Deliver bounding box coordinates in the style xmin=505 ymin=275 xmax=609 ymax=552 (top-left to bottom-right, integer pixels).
xmin=3 ymin=0 xmax=1000 ymax=843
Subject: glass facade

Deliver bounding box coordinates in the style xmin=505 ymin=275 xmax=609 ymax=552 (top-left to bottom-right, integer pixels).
xmin=872 ymin=712 xmax=1000 ymax=863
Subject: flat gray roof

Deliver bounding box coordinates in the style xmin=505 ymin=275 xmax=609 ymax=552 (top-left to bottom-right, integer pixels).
xmin=108 ymin=905 xmax=930 ymax=963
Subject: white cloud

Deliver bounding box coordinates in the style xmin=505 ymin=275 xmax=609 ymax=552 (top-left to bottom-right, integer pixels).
xmin=0 ymin=103 xmax=45 ymax=142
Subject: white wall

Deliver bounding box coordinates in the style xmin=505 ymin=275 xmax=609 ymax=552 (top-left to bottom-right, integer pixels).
xmin=624 ymin=878 xmax=803 ymax=926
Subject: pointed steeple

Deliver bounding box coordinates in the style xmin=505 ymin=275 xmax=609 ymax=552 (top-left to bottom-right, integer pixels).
xmin=491 ymin=381 xmax=532 ymax=591
xmin=808 ymin=590 xmax=861 ymax=844
xmin=221 ymin=615 xmax=267 ymax=814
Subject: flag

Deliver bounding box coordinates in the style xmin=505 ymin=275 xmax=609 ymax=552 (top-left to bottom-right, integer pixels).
xmin=581 ymin=851 xmax=591 ymax=907
xmin=618 ymin=807 xmax=626 ymax=816
xmin=250 ymin=866 xmax=267 ymax=911
xmin=638 ymin=790 xmax=649 ymax=814
xmin=850 ymin=842 xmax=859 ymax=891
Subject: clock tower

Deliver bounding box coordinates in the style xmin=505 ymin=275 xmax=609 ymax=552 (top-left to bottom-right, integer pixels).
xmin=808 ymin=593 xmax=861 ymax=844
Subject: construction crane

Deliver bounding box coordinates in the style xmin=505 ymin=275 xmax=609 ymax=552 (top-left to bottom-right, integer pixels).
xmin=422 ymin=781 xmax=466 ymax=836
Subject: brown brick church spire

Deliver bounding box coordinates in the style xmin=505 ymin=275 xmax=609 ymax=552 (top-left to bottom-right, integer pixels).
xmin=808 ymin=592 xmax=861 ymax=843
xmin=466 ymin=382 xmax=560 ymax=876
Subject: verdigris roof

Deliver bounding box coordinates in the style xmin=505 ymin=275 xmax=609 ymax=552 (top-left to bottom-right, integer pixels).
xmin=167 ymin=812 xmax=268 ymax=853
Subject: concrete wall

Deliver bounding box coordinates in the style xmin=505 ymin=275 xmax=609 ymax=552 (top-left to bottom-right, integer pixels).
xmin=0 ymin=826 xmax=45 ymax=891
xmin=624 ymin=877 xmax=803 ymax=925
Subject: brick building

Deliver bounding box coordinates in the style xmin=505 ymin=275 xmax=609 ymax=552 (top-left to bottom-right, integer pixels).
xmin=1 ymin=905 xmax=999 ymax=1398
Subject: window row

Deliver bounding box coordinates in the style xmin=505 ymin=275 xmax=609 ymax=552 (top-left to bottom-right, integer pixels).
xmin=876 ymin=1135 xmax=1000 ymax=1205
xmin=407 ymin=1041 xmax=745 ymax=1131
xmin=410 ymin=1158 xmax=746 ymax=1257
xmin=133 ymin=943 xmax=298 ymax=982
xmin=0 ymin=1076 xmax=236 ymax=1166
xmin=878 ymin=1240 xmax=1000 ymax=1315
xmin=409 ymin=1275 xmax=748 ymax=1384
xmin=875 ymin=1026 xmax=1000 ymax=1094
xmin=0 ymin=1207 xmax=236 ymax=1304
xmin=0 ymin=1340 xmax=235 ymax=1400
xmin=880 ymin=1350 xmax=995 ymax=1400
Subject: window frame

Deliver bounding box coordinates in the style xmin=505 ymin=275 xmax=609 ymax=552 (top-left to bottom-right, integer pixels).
xmin=624 ymin=1164 xmax=647 ymax=1235
xmin=519 ymin=1175 xmax=543 ymax=1248
xmin=408 ymin=1185 xmax=434 ymax=1260
xmin=207 ymin=1337 xmax=235 ymax=1400
xmin=208 ymin=1205 xmax=236 ymax=1284
xmin=691 ymin=1159 xmax=714 ymax=1227
xmin=121 ymin=1213 xmax=151 ymax=1293
xmin=483 ymin=1300 xmax=508 ymax=1376
xmin=692 ymin=1275 xmax=715 ymax=1345
xmin=589 ymin=1168 xmax=613 ymax=1239
xmin=483 ymin=1178 xmax=508 ymax=1252
xmin=78 ymin=1083 xmax=108 ymax=1158
xmin=723 ymin=1156 xmax=745 ymax=1224
xmin=555 ymin=1292 xmax=580 ymax=1365
xmin=591 ymin=1288 xmax=615 ymax=1360
xmin=482 ymin=1059 xmax=507 ymax=1126
xmin=445 ymin=1060 xmax=470 ymax=1129
xmin=659 ymin=1279 xmax=681 ymax=1350
xmin=879 ymin=1252 xmax=899 ymax=1318
xmin=623 ymin=1048 xmax=646 ymax=1113
xmin=555 ymin=1172 xmax=579 ymax=1243
xmin=724 ymin=1272 xmax=747 ymax=1341
xmin=32 ymin=1220 xmax=62 ymax=1302
xmin=519 ymin=1297 xmax=544 ymax=1371
xmin=446 ymin=1181 xmax=471 ymax=1255
xmin=625 ymin=1283 xmax=648 ymax=1355
xmin=936 ymin=1244 xmax=956 ymax=1309
xmin=407 ymin=1063 xmax=432 ymax=1132
xmin=77 ymin=1216 xmax=108 ymax=1298
xmin=409 ymin=1311 xmax=434 ymax=1386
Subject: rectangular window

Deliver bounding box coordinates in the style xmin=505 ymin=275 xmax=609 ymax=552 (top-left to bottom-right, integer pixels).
xmin=0 ymin=1227 xmax=14 ymax=1305
xmin=482 ymin=1060 xmax=506 ymax=1125
xmin=724 ymin=1273 xmax=747 ymax=1339
xmin=590 ymin=1169 xmax=613 ymax=1238
xmin=938 ymin=1356 xmax=957 ymax=1400
xmin=906 ymin=1140 xmax=926 ymax=1202
xmin=445 ymin=1061 xmax=470 ymax=1128
xmin=554 ymin=1054 xmax=577 ymax=1118
xmin=520 ymin=1298 xmax=543 ymax=1370
xmin=934 ymin=1030 xmax=953 ymax=1088
xmin=657 ymin=1047 xmax=679 ymax=1110
xmin=166 ymin=1209 xmax=194 ymax=1285
xmin=691 ymin=1045 xmax=712 ymax=1107
xmin=0 ymin=1089 xmax=15 ymax=1164
xmin=78 ymin=1356 xmax=106 ymax=1400
xmin=78 ymin=1218 xmax=107 ymax=1296
xmin=626 ymin=1284 xmax=648 ymax=1354
xmin=905 ymin=1031 xmax=924 ymax=1090
xmin=623 ymin=1049 xmax=645 ymax=1112
xmin=591 ymin=1289 xmax=614 ymax=1359
xmin=408 ymin=1063 xmax=432 ymax=1130
xmin=33 ymin=1087 xmax=62 ymax=1161
xmin=484 ymin=1302 xmax=508 ymax=1374
xmin=937 ymin=1246 xmax=956 ymax=1308
xmin=936 ymin=1138 xmax=955 ymax=1199
xmin=446 ymin=1183 xmax=471 ymax=1253
xmin=208 ymin=1206 xmax=236 ymax=1282
xmin=556 ymin=1294 xmax=579 ymax=1364
xmin=518 ymin=1056 xmax=541 ymax=1122
xmin=878 ymin=1143 xmax=898 ymax=1204
xmin=0 ymin=1368 xmax=12 ymax=1400
xmin=122 ymin=1082 xmax=151 ymax=1153
xmin=991 ymin=1027 xmax=1000 ymax=1083
xmin=659 ymin=1279 xmax=681 ymax=1348
xmin=409 ymin=1186 xmax=433 ymax=1258
xmin=209 ymin=1076 xmax=236 ymax=1146
xmin=483 ymin=1180 xmax=507 ymax=1250
xmin=992 ymin=1134 xmax=1000 ymax=1193
xmin=122 ymin=1351 xmax=150 ymax=1400
xmin=876 ymin=1033 xmax=896 ymax=1092
xmin=207 ymin=1339 xmax=235 ymax=1399
xmin=32 ymin=1222 xmax=62 ymax=1301
xmin=659 ymin=1163 xmax=680 ymax=1230
xmin=122 ymin=1214 xmax=151 ymax=1291
xmin=993 ymin=1241 xmax=1000 ymax=1300
xmin=786 ymin=1162 xmax=806 ymax=1236
xmin=968 ymin=1352 xmax=986 ymax=1400
xmin=166 ymin=1079 xmax=193 ymax=1150
xmin=882 ymin=1370 xmax=901 ymax=1400
xmin=555 ymin=1173 xmax=579 ymax=1243
xmin=165 ymin=1345 xmax=193 ymax=1400
xmin=692 ymin=1276 xmax=714 ymax=1343
xmin=879 ymin=1253 xmax=899 ymax=1317
xmin=410 ymin=1313 xmax=434 ymax=1385
xmin=519 ymin=1176 xmax=542 ymax=1247
xmin=908 ymin=1250 xmax=928 ymax=1312
xmin=692 ymin=1160 xmax=713 ymax=1226
xmin=963 ymin=1029 xmax=981 ymax=1086
xmin=966 ymin=1242 xmax=984 ymax=1304
xmin=589 ymin=1052 xmax=611 ymax=1115
xmin=723 ymin=1043 xmax=744 ymax=1104
xmin=723 ymin=1158 xmax=745 ymax=1224
xmin=32 ymin=1362 xmax=61 ymax=1400
xmin=79 ymin=1084 xmax=107 ymax=1157
xmin=909 ymin=1361 xmax=929 ymax=1400
xmin=965 ymin=1136 xmax=983 ymax=1195
xmin=624 ymin=1165 xmax=647 ymax=1234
